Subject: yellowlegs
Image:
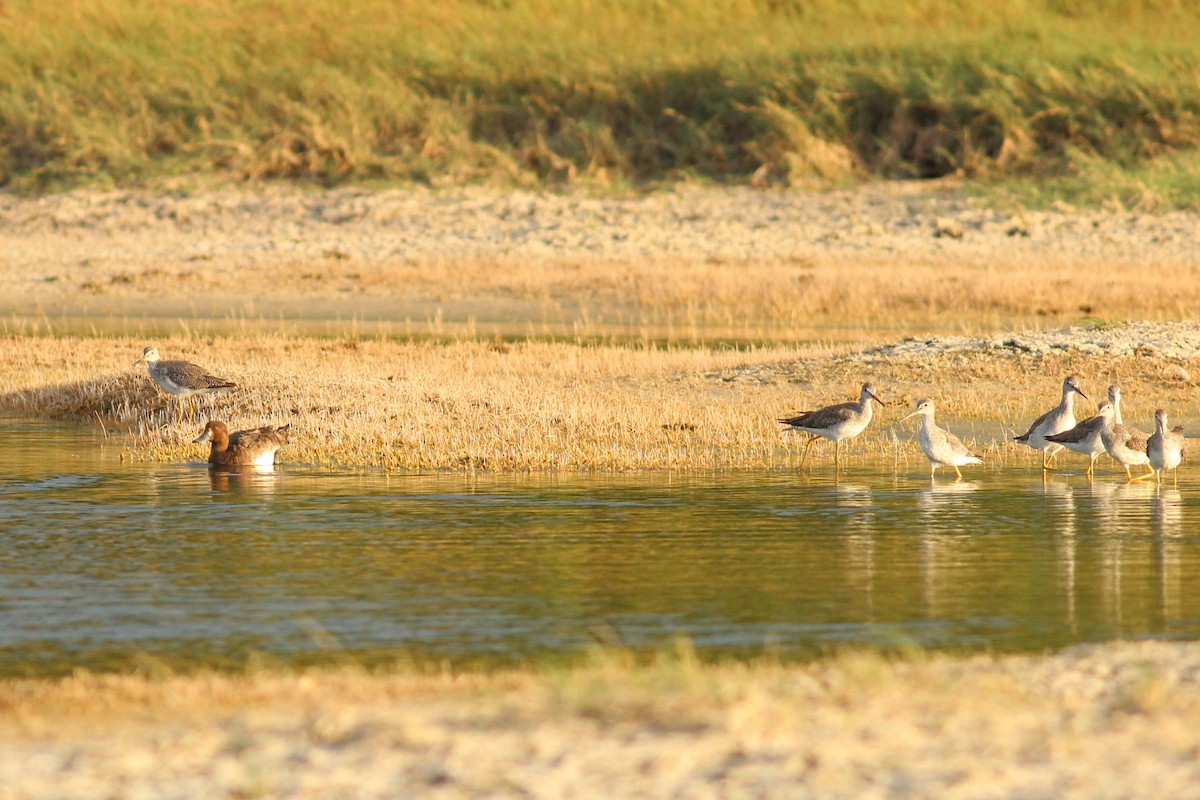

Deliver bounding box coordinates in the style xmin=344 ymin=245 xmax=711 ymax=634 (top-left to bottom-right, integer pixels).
xmin=1108 ymin=384 xmax=1125 ymax=424
xmin=1014 ymin=375 xmax=1087 ymax=469
xmin=1145 ymin=409 xmax=1185 ymax=485
xmin=1044 ymin=400 xmax=1109 ymax=478
xmin=1098 ymin=404 xmax=1154 ymax=482
xmin=193 ymin=421 xmax=290 ymax=467
xmin=779 ymin=382 xmax=884 ymax=470
xmin=135 ymin=346 xmax=236 ymax=404
xmin=898 ymin=398 xmax=983 ymax=480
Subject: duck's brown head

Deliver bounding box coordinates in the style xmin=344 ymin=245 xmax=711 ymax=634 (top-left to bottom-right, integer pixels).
xmin=193 ymin=420 xmax=231 ymax=448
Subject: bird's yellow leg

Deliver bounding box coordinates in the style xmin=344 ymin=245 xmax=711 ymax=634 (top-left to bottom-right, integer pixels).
xmin=798 ymin=436 xmax=819 ymax=469
xmin=1131 ymin=464 xmax=1156 ymax=482
xmin=954 ymin=465 xmax=963 ymax=481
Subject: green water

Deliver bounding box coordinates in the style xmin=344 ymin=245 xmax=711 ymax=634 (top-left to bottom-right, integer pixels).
xmin=1 ymin=419 xmax=1198 ymax=677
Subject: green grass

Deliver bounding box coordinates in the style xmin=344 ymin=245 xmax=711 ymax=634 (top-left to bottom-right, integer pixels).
xmin=3 ymin=0 xmax=1200 ymax=204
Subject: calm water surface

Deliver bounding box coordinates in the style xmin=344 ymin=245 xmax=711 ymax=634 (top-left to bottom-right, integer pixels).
xmin=2 ymin=419 xmax=1198 ymax=676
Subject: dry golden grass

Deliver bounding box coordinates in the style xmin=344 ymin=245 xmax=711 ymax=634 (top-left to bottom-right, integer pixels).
xmin=13 ymin=248 xmax=1200 ymax=339
xmin=2 ymin=333 xmax=1195 ymax=471
xmin=204 ymin=251 xmax=1200 ymax=332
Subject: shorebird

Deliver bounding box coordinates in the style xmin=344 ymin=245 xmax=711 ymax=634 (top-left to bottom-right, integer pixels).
xmin=135 ymin=346 xmax=236 ymax=417
xmin=1014 ymin=375 xmax=1087 ymax=470
xmin=1098 ymin=403 xmax=1154 ymax=482
xmin=193 ymin=421 xmax=290 ymax=467
xmin=1108 ymin=383 xmax=1126 ymax=424
xmin=898 ymin=398 xmax=983 ymax=480
xmin=1044 ymin=400 xmax=1109 ymax=478
xmin=779 ymin=382 xmax=884 ymax=470
xmin=1145 ymin=409 xmax=1185 ymax=485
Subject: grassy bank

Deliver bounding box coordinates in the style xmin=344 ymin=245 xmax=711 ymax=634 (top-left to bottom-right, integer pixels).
xmin=4 ymin=642 xmax=1200 ymax=797
xmin=2 ymin=332 xmax=1196 ymax=470
xmin=3 ymin=1 xmax=1200 ymax=205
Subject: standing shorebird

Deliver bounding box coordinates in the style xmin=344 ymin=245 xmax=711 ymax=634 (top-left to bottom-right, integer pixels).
xmin=779 ymin=382 xmax=884 ymax=471
xmin=135 ymin=346 xmax=236 ymax=417
xmin=1098 ymin=403 xmax=1154 ymax=482
xmin=1145 ymin=409 xmax=1185 ymax=485
xmin=898 ymin=398 xmax=983 ymax=480
xmin=1014 ymin=375 xmax=1087 ymax=470
xmin=1108 ymin=383 xmax=1126 ymax=424
xmin=193 ymin=420 xmax=290 ymax=467
xmin=1044 ymin=400 xmax=1109 ymax=479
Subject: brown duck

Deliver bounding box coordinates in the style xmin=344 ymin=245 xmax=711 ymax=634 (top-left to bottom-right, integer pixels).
xmin=193 ymin=420 xmax=290 ymax=467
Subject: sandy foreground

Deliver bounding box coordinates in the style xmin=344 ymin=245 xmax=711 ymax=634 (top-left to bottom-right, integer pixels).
xmin=0 ymin=642 xmax=1199 ymax=799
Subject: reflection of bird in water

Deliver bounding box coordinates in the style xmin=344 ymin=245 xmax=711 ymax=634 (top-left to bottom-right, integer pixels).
xmin=828 ymin=482 xmax=873 ymax=530
xmin=193 ymin=420 xmax=290 ymax=467
xmin=916 ymin=479 xmax=979 ymax=512
xmin=1156 ymin=487 xmax=1185 ymax=625
xmin=831 ymin=482 xmax=872 ymax=508
xmin=898 ymin=398 xmax=982 ymax=480
xmin=1040 ymin=479 xmax=1078 ymax=633
xmin=1154 ymin=487 xmax=1184 ymax=538
xmin=779 ymin=382 xmax=885 ymax=471
xmin=1040 ymin=479 xmax=1077 ymax=537
xmin=1014 ymin=375 xmax=1087 ymax=470
xmin=207 ymin=466 xmax=281 ymax=498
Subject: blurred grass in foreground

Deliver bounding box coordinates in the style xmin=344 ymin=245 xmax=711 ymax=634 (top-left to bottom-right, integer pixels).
xmin=2 ymin=0 xmax=1200 ymax=206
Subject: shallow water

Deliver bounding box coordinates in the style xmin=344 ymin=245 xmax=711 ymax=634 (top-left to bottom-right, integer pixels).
xmin=1 ymin=419 xmax=1198 ymax=677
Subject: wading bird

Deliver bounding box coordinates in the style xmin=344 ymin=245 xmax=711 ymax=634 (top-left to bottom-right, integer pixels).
xmin=135 ymin=346 xmax=236 ymax=418
xmin=779 ymin=382 xmax=884 ymax=471
xmin=1014 ymin=375 xmax=1087 ymax=470
xmin=1146 ymin=409 xmax=1185 ymax=485
xmin=898 ymin=398 xmax=983 ymax=481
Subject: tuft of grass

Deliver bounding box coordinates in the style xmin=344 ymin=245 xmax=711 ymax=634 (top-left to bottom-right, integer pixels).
xmin=2 ymin=0 xmax=1200 ymax=203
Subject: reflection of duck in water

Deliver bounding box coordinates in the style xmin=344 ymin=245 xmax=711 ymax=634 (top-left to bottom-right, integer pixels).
xmin=193 ymin=420 xmax=290 ymax=467
xmin=208 ymin=467 xmax=281 ymax=496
